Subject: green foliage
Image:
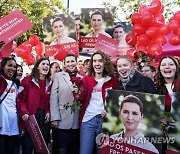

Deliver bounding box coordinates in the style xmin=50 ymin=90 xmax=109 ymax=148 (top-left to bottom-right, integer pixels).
xmin=0 ymin=0 xmax=66 ymax=45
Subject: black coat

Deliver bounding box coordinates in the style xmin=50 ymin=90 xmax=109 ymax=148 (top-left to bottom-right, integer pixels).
xmin=116 ymin=71 xmax=157 ymax=94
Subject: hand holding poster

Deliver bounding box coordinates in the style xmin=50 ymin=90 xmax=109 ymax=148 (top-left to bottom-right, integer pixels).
xmin=25 ymin=115 xmax=49 ymax=154
xmin=0 ymin=8 xmax=33 ymax=44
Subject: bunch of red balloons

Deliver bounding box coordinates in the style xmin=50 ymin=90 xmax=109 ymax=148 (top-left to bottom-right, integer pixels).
xmin=16 ymin=35 xmax=45 ymax=65
xmin=125 ymin=0 xmax=169 ymax=59
xmin=168 ymin=11 xmax=180 ymax=46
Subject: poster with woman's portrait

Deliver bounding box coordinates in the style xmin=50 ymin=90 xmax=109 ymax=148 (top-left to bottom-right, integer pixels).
xmin=43 ymin=13 xmax=76 ymax=45
xmin=42 ymin=14 xmax=79 ymax=60
xmin=79 ymin=8 xmax=114 ymax=53
xmin=102 ymin=90 xmax=166 ymax=154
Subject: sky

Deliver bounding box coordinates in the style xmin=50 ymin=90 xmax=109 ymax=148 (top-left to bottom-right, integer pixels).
xmin=63 ymin=0 xmax=119 ymax=14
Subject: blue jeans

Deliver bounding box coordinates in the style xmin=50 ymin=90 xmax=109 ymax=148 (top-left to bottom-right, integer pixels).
xmin=80 ymin=114 xmax=103 ymax=154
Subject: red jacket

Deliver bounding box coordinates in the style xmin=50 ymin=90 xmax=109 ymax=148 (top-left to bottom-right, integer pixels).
xmin=18 ymin=76 xmax=52 ymax=129
xmin=79 ymin=75 xmax=118 ymax=125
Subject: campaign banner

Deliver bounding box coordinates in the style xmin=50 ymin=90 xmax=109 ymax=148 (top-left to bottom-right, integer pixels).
xmin=79 ymin=37 xmax=97 ymax=48
xmin=100 ymin=137 xmax=158 ymax=154
xmin=0 ymin=9 xmax=33 ymax=44
xmin=95 ymin=33 xmax=118 ymax=57
xmin=25 ymin=115 xmax=49 ymax=154
xmin=45 ymin=42 xmax=79 ymax=61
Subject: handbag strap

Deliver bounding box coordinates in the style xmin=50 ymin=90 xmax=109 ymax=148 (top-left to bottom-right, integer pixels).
xmin=0 ymin=82 xmax=14 ymax=104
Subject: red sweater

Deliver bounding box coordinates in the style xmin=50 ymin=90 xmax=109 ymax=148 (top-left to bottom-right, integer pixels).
xmin=79 ymin=75 xmax=118 ymax=125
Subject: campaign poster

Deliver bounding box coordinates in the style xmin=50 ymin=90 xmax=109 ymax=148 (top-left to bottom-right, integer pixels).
xmin=42 ymin=13 xmax=78 ymax=60
xmin=167 ymin=92 xmax=180 ymax=153
xmin=102 ymin=90 xmax=166 ymax=154
xmin=79 ymin=8 xmax=114 ymax=53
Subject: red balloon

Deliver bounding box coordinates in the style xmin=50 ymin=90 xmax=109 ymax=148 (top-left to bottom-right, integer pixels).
xmin=153 ymin=35 xmax=167 ymax=45
xmin=174 ymin=11 xmax=180 ymax=22
xmin=29 ymin=35 xmax=39 ymax=46
xmin=169 ymin=17 xmax=175 ymax=22
xmin=152 ymin=14 xmax=165 ymax=27
xmin=131 ymin=13 xmax=141 ymax=25
xmin=137 ymin=34 xmax=149 ymax=46
xmin=177 ymin=28 xmax=180 ymax=39
xmin=126 ymin=49 xmax=136 ymax=60
xmin=158 ymin=4 xmax=164 ymax=14
xmin=147 ymin=44 xmax=163 ymax=56
xmin=146 ymin=27 xmax=158 ymax=39
xmin=132 ymin=24 xmax=145 ymax=36
xmin=16 ymin=45 xmax=31 ymax=59
xmin=136 ymin=46 xmax=148 ymax=54
xmin=149 ymin=0 xmax=162 ymax=15
xmin=141 ymin=12 xmax=154 ymax=28
xmin=125 ymin=33 xmax=137 ymax=46
xmin=169 ymin=34 xmax=180 ymax=46
xmin=22 ymin=41 xmax=32 ymax=52
xmin=168 ymin=20 xmax=179 ymax=33
xmin=139 ymin=5 xmax=149 ymax=15
xmin=25 ymin=54 xmax=35 ymax=65
xmin=159 ymin=24 xmax=170 ymax=35
xmin=36 ymin=54 xmax=43 ymax=60
xmin=35 ymin=41 xmax=45 ymax=56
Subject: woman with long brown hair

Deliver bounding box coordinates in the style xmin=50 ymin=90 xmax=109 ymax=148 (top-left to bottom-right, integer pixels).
xmin=18 ymin=58 xmax=52 ymax=154
xmin=79 ymin=51 xmax=118 ymax=154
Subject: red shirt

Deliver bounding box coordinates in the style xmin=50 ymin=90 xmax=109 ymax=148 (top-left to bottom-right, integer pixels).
xmin=38 ymin=79 xmax=46 ymax=109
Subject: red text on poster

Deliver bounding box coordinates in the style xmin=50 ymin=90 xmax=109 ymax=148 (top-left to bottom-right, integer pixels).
xmin=79 ymin=37 xmax=97 ymax=48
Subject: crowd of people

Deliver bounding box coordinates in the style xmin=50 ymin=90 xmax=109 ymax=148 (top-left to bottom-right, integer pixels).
xmin=0 ymin=9 xmax=180 ymax=154
xmin=0 ymin=50 xmax=179 ymax=154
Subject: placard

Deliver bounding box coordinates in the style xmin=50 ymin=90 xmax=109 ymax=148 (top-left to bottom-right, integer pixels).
xmin=0 ymin=8 xmax=33 ymax=44
xmin=25 ymin=115 xmax=49 ymax=154
xmin=95 ymin=33 xmax=118 ymax=57
xmin=103 ymin=90 xmax=166 ymax=153
xmin=45 ymin=42 xmax=79 ymax=60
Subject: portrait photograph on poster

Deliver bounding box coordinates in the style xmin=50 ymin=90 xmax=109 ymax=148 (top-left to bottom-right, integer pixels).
xmin=79 ymin=8 xmax=114 ymax=53
xmin=42 ymin=13 xmax=76 ymax=45
xmin=102 ymin=90 xmax=166 ymax=153
xmin=42 ymin=13 xmax=79 ymax=60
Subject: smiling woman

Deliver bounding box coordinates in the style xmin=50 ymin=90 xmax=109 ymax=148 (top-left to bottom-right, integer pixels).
xmin=116 ymin=55 xmax=157 ymax=94
xmin=111 ymin=94 xmax=159 ymax=153
xmin=50 ymin=17 xmax=76 ymax=45
xmin=18 ymin=58 xmax=52 ymax=154
xmin=0 ymin=57 xmax=21 ymax=154
xmin=156 ymin=56 xmax=180 ymax=111
xmin=78 ymin=51 xmax=118 ymax=154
